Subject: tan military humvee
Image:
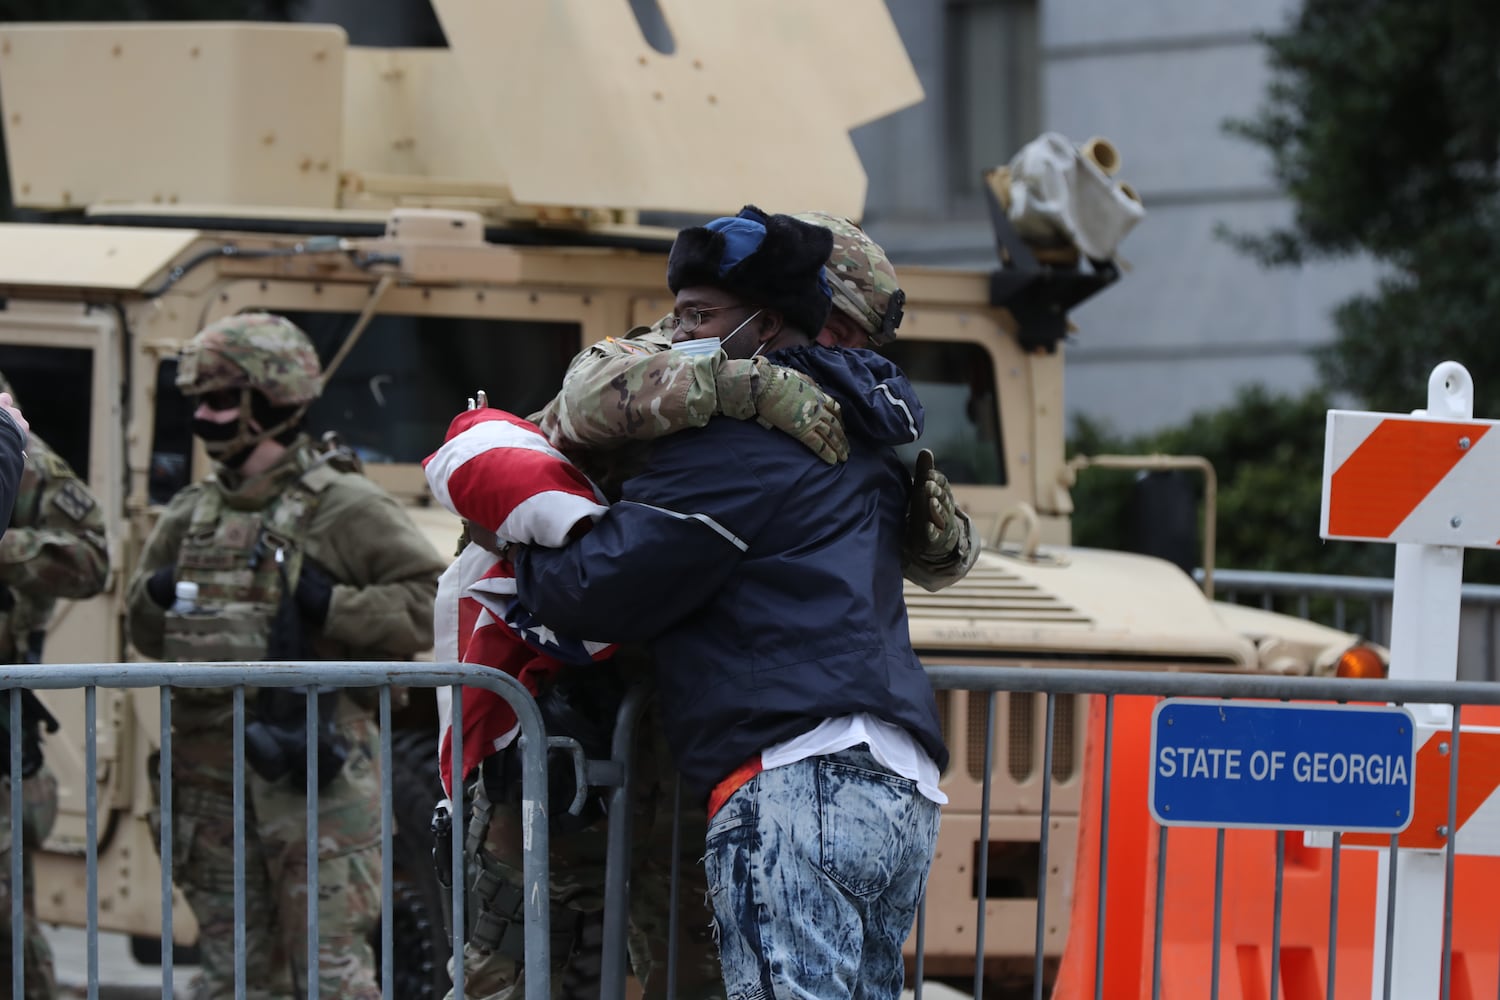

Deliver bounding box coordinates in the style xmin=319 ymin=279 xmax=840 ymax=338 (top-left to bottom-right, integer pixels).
xmin=0 ymin=7 xmax=1376 ymax=996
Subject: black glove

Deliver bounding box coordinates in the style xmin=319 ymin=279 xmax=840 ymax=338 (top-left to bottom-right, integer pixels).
xmin=480 ymin=677 xmax=623 ymax=835
xmin=294 ymin=560 xmax=334 ymax=627
xmin=146 ymin=567 xmax=177 ymax=609
xmin=0 ymin=690 xmax=59 ymax=779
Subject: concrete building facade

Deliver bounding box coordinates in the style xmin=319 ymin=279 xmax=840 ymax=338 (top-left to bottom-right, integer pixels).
xmin=855 ymin=0 xmax=1377 ymax=435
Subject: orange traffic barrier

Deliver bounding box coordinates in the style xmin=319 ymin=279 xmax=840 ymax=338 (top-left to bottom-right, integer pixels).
xmin=1052 ymin=696 xmax=1500 ymax=999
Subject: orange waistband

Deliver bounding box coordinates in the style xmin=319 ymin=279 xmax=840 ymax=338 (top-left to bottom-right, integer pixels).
xmin=706 ymin=754 xmax=764 ymax=820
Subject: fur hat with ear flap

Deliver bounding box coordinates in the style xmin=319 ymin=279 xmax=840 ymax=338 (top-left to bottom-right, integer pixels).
xmin=666 ymin=205 xmax=834 ymax=336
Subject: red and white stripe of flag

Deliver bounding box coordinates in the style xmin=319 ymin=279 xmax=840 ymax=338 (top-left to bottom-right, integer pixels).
xmin=423 ymin=408 xmax=614 ymax=795
xmin=424 ymin=408 xmax=607 ymax=545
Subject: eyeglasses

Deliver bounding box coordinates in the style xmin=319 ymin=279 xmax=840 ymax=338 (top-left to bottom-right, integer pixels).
xmin=195 ymin=388 xmax=241 ymax=412
xmin=663 ymin=305 xmax=743 ymax=336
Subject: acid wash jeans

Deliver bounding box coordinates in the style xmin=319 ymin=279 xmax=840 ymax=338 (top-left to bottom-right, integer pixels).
xmin=703 ymin=745 xmax=942 ymax=1000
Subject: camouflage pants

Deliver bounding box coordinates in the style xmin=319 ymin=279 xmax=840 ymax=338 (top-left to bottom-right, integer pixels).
xmin=451 ymin=707 xmax=724 ymax=1000
xmin=150 ymin=714 xmax=383 ymax=1000
xmin=0 ymin=767 xmax=58 ymax=1000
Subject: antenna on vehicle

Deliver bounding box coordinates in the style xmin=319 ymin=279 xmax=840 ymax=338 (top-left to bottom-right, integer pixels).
xmin=320 ymin=274 xmax=394 ymax=389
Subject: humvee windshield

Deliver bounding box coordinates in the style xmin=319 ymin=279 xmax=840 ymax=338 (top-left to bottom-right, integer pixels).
xmin=146 ymin=320 xmax=1004 ymax=499
xmin=883 ymin=340 xmax=1005 ymax=485
xmin=0 ymin=344 xmax=95 ymax=477
xmin=150 ymin=312 xmax=582 ymax=500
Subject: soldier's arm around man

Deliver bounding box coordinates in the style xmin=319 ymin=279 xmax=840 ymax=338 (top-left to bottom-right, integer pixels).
xmin=532 ymin=324 xmax=847 ymax=465
xmin=531 ymin=326 xmax=718 ymax=449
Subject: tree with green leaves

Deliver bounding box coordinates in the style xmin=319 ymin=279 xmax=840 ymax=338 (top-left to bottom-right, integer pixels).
xmin=1223 ymin=0 xmax=1500 ymax=414
xmin=1068 ymin=381 xmax=1500 ymax=590
xmin=1069 ymin=385 xmax=1393 ymax=580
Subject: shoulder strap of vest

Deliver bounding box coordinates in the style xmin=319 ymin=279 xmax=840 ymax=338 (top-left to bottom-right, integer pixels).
xmin=187 ymin=483 xmax=224 ymax=534
xmin=298 ymin=434 xmax=367 ymax=492
xmin=298 ymin=461 xmax=342 ymax=495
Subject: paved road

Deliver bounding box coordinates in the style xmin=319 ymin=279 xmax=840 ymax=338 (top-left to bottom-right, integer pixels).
xmin=42 ymin=926 xmax=977 ymax=999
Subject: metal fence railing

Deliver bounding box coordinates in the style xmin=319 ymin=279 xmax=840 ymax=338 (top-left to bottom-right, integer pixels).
xmin=585 ymin=661 xmax=1500 ymax=1000
xmin=919 ymin=665 xmax=1500 ymax=1000
xmin=1207 ymin=568 xmax=1500 ymax=682
xmin=16 ymin=639 xmax=1500 ymax=999
xmin=0 ymin=662 xmax=557 ymax=1000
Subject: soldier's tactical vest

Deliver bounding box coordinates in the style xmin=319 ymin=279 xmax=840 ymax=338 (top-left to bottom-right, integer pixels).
xmin=161 ymin=460 xmax=342 ymax=710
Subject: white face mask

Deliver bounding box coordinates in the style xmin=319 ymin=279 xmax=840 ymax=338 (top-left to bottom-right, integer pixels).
xmin=670 ymin=337 xmax=721 ymax=358
xmin=669 ymin=309 xmax=763 ymax=358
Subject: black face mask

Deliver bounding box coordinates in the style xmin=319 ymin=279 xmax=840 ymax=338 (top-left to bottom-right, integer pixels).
xmin=191 ymin=417 xmax=255 ymax=468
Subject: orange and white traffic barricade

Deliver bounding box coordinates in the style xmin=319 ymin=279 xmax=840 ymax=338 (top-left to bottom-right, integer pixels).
xmin=1052 ymin=362 xmax=1500 ymax=1000
xmin=1322 ymin=361 xmax=1500 ymax=998
xmin=1339 ymin=725 xmax=1500 ymax=854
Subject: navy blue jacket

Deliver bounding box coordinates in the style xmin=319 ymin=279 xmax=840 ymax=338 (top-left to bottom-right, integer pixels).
xmin=516 ymin=345 xmax=949 ymax=797
xmin=0 ymin=409 xmax=24 ymax=535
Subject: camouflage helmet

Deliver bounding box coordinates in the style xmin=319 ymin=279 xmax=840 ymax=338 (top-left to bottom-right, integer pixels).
xmin=794 ymin=212 xmax=905 ymax=346
xmin=176 ymin=312 xmax=323 ymax=407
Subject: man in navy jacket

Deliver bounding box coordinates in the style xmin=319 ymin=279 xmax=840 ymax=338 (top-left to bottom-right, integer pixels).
xmin=516 ymin=207 xmax=947 ymax=1000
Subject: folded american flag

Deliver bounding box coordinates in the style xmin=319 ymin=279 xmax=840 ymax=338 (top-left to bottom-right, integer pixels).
xmin=423 ymin=408 xmax=616 ymax=795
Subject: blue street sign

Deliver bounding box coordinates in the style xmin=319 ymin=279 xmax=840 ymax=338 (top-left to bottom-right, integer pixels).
xmin=1149 ymin=700 xmax=1416 ymax=832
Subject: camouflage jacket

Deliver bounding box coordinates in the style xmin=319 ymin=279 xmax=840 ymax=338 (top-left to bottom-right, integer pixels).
xmin=531 ymin=327 xmax=712 ymax=462
xmin=530 ymin=328 xmax=977 ymax=590
xmin=126 ymin=438 xmax=445 ymax=662
xmin=0 ymin=431 xmax=109 ymax=660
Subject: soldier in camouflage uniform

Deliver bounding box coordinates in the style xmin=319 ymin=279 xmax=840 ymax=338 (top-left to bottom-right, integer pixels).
xmin=455 ymin=218 xmax=975 ymax=1000
xmin=125 ymin=314 xmax=445 ymax=1000
xmin=0 ymin=375 xmax=109 ymax=1000
xmin=793 ymin=211 xmax=978 ymax=586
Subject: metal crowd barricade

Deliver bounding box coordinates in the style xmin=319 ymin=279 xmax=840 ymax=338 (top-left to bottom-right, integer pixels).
xmin=1208 ymin=567 xmax=1500 ymax=681
xmin=918 ymin=665 xmax=1500 ymax=1000
xmin=17 ymin=656 xmax=1500 ymax=998
xmin=591 ymin=664 xmax=1500 ymax=1000
xmin=0 ymin=661 xmax=557 ymax=1000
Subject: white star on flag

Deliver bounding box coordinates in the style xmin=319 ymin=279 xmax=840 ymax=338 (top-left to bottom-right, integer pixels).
xmin=527 ymin=623 xmax=558 ymax=646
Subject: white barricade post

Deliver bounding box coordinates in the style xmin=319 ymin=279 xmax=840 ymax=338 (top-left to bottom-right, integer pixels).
xmin=1320 ymin=360 xmax=1500 ymax=999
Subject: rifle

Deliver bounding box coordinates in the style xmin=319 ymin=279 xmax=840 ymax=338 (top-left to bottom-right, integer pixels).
xmin=0 ymin=627 xmax=60 ymax=779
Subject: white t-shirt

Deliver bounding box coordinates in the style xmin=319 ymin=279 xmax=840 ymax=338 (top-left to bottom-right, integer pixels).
xmin=758 ymin=713 xmax=948 ymax=805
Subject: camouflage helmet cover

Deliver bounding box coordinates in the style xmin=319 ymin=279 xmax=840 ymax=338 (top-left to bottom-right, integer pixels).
xmin=176 ymin=312 xmax=323 ymax=407
xmin=794 ymin=211 xmax=905 ymax=346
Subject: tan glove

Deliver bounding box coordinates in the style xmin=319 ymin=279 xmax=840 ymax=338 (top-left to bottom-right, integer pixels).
xmin=753 ymin=362 xmax=848 ymax=464
xmin=907 ymin=449 xmax=962 ymax=559
xmin=716 ymin=359 xmax=848 ymax=464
